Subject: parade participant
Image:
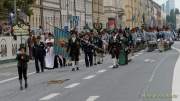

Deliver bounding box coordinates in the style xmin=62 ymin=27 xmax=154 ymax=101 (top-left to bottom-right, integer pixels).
xmin=146 ymin=27 xmax=157 ymax=52
xmin=109 ymin=31 xmax=120 ymax=68
xmin=67 ymin=30 xmax=81 ymax=71
xmin=131 ymin=28 xmax=138 ymax=51
xmin=16 ymin=46 xmax=29 ymax=90
xmin=119 ymin=31 xmax=129 ymax=65
xmin=45 ymin=33 xmax=55 ymax=69
xmin=126 ymin=29 xmax=134 ymax=56
xmin=101 ymin=29 xmax=109 ymax=54
xmin=32 ymin=36 xmax=46 ymax=73
xmin=92 ymin=32 xmax=103 ymax=65
xmin=157 ymin=28 xmax=165 ymax=52
xmin=81 ymin=33 xmax=94 ymax=67
xmin=27 ymin=32 xmax=33 ymax=59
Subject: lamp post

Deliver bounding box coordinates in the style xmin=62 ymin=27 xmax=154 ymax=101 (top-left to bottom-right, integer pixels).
xmin=59 ymin=0 xmax=62 ymax=29
xmin=84 ymin=0 xmax=87 ymax=25
xmin=14 ymin=0 xmax=17 ymax=24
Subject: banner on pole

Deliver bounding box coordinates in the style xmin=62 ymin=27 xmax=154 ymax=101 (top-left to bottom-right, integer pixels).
xmin=54 ymin=27 xmax=70 ymax=58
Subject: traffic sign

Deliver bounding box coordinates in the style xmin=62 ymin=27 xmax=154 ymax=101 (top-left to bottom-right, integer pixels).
xmin=13 ymin=24 xmax=29 ymax=36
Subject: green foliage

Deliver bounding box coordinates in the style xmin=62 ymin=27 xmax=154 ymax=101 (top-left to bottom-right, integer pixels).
xmin=175 ymin=8 xmax=180 ymax=14
xmin=3 ymin=0 xmax=35 ymax=16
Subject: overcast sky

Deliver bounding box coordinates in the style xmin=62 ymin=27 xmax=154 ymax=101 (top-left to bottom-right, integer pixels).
xmin=154 ymin=0 xmax=180 ymax=10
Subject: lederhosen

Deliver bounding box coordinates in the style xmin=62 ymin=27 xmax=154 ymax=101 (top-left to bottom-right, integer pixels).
xmin=67 ymin=38 xmax=80 ymax=62
xmin=109 ymin=34 xmax=120 ymax=59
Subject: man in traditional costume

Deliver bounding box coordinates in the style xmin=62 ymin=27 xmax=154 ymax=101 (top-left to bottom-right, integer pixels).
xmin=92 ymin=32 xmax=103 ymax=65
xmin=109 ymin=31 xmax=120 ymax=68
xmin=45 ymin=33 xmax=55 ymax=69
xmin=81 ymin=33 xmax=94 ymax=67
xmin=67 ymin=30 xmax=81 ymax=71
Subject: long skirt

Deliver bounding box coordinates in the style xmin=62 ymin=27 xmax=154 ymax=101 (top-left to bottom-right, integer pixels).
xmin=45 ymin=47 xmax=55 ymax=69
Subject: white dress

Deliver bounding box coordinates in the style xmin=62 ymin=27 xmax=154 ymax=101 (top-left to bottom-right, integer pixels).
xmin=45 ymin=39 xmax=55 ymax=69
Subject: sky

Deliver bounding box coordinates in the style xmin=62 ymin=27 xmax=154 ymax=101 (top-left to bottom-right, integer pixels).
xmin=154 ymin=0 xmax=180 ymax=10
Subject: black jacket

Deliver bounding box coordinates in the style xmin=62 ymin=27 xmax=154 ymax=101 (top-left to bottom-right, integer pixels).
xmin=32 ymin=42 xmax=46 ymax=58
xmin=16 ymin=54 xmax=29 ymax=68
xmin=92 ymin=36 xmax=103 ymax=48
xmin=67 ymin=38 xmax=80 ymax=57
xmin=81 ymin=40 xmax=94 ymax=54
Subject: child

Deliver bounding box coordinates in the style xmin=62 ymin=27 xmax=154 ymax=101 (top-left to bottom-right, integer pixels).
xmin=16 ymin=46 xmax=29 ymax=90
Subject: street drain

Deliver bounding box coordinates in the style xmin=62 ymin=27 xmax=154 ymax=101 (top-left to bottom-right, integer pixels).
xmin=48 ymin=79 xmax=70 ymax=85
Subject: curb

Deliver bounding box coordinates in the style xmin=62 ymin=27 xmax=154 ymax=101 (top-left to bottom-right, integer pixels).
xmin=0 ymin=60 xmax=34 ymax=69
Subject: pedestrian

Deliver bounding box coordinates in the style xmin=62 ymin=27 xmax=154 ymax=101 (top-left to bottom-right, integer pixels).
xmin=81 ymin=33 xmax=94 ymax=67
xmin=27 ymin=32 xmax=34 ymax=59
xmin=16 ymin=46 xmax=29 ymax=90
xmin=32 ymin=36 xmax=46 ymax=73
xmin=92 ymin=32 xmax=103 ymax=65
xmin=45 ymin=33 xmax=55 ymax=69
xmin=109 ymin=31 xmax=120 ymax=68
xmin=67 ymin=30 xmax=81 ymax=71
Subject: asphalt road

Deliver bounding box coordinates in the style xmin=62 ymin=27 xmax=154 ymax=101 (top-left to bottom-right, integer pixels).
xmin=0 ymin=42 xmax=180 ymax=101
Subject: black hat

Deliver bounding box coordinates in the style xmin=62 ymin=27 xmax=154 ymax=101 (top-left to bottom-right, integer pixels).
xmin=70 ymin=30 xmax=78 ymax=35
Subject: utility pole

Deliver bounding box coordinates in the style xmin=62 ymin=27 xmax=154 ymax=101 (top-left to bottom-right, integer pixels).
xmin=84 ymin=0 xmax=87 ymax=25
xmin=66 ymin=0 xmax=69 ymax=29
xmin=40 ymin=0 xmax=44 ymax=30
xmin=131 ymin=0 xmax=133 ymax=28
xmin=14 ymin=0 xmax=17 ymax=24
xmin=98 ymin=0 xmax=100 ymax=22
xmin=73 ymin=0 xmax=77 ymax=29
xmin=59 ymin=0 xmax=62 ymax=28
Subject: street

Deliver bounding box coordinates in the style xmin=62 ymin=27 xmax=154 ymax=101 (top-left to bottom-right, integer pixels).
xmin=0 ymin=42 xmax=180 ymax=101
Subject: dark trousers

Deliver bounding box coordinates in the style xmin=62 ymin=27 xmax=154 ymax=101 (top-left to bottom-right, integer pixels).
xmin=18 ymin=66 xmax=27 ymax=80
xmin=35 ymin=57 xmax=44 ymax=72
xmin=85 ymin=52 xmax=93 ymax=67
xmin=54 ymin=55 xmax=66 ymax=68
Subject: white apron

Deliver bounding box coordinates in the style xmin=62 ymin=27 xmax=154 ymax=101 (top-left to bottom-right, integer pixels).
xmin=45 ymin=39 xmax=55 ymax=69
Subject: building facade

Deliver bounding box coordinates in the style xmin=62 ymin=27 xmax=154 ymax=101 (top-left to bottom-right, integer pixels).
xmin=92 ymin=0 xmax=105 ymax=27
xmin=103 ymin=0 xmax=124 ymax=28
xmin=176 ymin=14 xmax=180 ymax=29
xmin=166 ymin=0 xmax=175 ymax=15
xmin=29 ymin=0 xmax=90 ymax=33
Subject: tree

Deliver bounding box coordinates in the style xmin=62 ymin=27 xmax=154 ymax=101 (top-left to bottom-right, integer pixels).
xmin=3 ymin=0 xmax=35 ymax=22
xmin=0 ymin=0 xmax=8 ymax=20
xmin=175 ymin=8 xmax=180 ymax=14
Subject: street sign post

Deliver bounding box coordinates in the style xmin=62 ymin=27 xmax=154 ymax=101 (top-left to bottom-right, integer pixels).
xmin=13 ymin=24 xmax=29 ymax=44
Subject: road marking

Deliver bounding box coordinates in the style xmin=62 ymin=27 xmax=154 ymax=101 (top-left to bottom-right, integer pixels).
xmin=86 ymin=96 xmax=100 ymax=101
xmin=144 ymin=59 xmax=150 ymax=62
xmin=150 ymin=60 xmax=155 ymax=63
xmin=0 ymin=72 xmax=14 ymax=76
xmin=172 ymin=47 xmax=180 ymax=101
xmin=40 ymin=93 xmax=60 ymax=101
xmin=97 ymin=69 xmax=107 ymax=73
xmin=79 ymin=59 xmax=84 ymax=63
xmin=138 ymin=52 xmax=143 ymax=55
xmin=130 ymin=56 xmax=135 ymax=59
xmin=83 ymin=75 xmax=96 ymax=80
xmin=0 ymin=72 xmax=36 ymax=84
xmin=65 ymin=83 xmax=80 ymax=88
xmin=135 ymin=54 xmax=139 ymax=57
xmin=108 ymin=65 xmax=113 ymax=68
xmin=149 ymin=56 xmax=167 ymax=82
xmin=139 ymin=54 xmax=168 ymax=101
